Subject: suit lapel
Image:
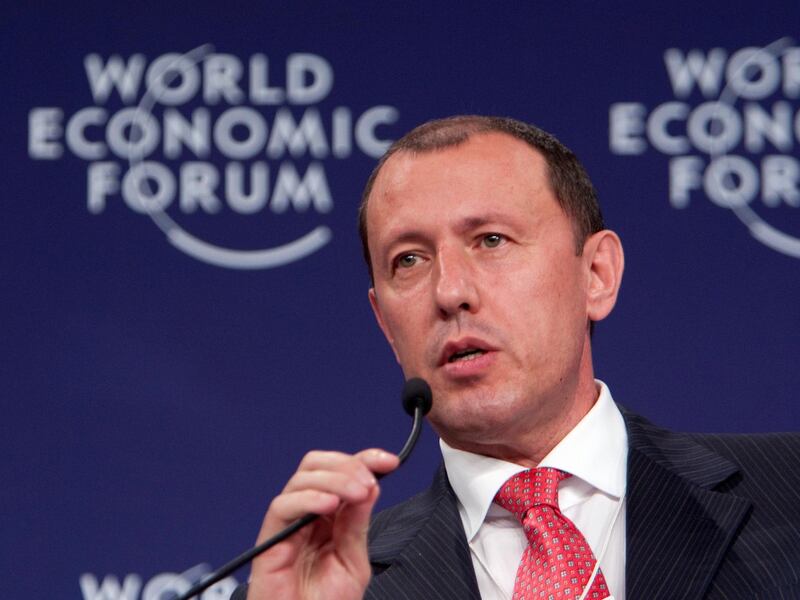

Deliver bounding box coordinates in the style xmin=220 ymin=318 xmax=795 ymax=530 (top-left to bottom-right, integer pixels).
xmin=366 ymin=466 xmax=481 ymax=600
xmin=623 ymin=410 xmax=752 ymax=600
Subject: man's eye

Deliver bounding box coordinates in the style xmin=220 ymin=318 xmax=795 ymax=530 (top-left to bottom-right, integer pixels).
xmin=482 ymin=233 xmax=505 ymax=248
xmin=396 ymin=254 xmax=419 ymax=269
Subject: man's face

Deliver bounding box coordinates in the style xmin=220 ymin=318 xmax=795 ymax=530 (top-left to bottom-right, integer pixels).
xmin=366 ymin=132 xmax=597 ymax=450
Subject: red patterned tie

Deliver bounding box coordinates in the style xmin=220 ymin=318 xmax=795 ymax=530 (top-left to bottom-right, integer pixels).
xmin=494 ymin=468 xmax=610 ymax=600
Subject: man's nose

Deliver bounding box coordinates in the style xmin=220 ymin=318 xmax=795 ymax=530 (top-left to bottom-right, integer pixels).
xmin=434 ymin=246 xmax=480 ymax=319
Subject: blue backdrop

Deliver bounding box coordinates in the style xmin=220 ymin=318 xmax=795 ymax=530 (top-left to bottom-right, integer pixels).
xmin=3 ymin=2 xmax=799 ymax=598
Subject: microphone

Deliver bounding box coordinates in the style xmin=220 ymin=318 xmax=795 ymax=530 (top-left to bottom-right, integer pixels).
xmin=175 ymin=377 xmax=433 ymax=600
xmin=402 ymin=376 xmax=433 ymax=417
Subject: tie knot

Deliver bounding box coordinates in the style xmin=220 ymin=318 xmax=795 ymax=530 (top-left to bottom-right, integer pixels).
xmin=494 ymin=467 xmax=569 ymax=519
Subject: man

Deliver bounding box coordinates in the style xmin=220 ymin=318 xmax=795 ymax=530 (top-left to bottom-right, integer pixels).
xmin=236 ymin=116 xmax=800 ymax=600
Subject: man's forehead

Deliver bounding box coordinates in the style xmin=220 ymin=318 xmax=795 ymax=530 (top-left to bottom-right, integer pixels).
xmin=369 ymin=131 xmax=549 ymax=208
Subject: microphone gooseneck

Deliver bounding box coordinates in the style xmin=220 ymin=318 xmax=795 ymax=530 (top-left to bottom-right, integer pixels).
xmin=175 ymin=378 xmax=433 ymax=600
xmin=396 ymin=377 xmax=432 ymax=464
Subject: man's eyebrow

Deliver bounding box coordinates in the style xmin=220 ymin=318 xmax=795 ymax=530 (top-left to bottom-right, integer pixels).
xmin=383 ymin=213 xmax=515 ymax=247
xmin=456 ymin=215 xmax=494 ymax=233
xmin=382 ymin=230 xmax=428 ymax=251
xmin=454 ymin=212 xmax=521 ymax=234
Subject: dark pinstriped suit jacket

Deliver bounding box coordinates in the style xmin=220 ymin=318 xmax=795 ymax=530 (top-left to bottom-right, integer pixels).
xmin=234 ymin=410 xmax=800 ymax=599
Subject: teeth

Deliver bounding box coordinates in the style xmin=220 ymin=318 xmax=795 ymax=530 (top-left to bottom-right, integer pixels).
xmin=449 ymin=349 xmax=485 ymax=363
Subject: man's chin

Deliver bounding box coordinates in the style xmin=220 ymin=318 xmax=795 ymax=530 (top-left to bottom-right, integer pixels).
xmin=429 ymin=399 xmax=524 ymax=446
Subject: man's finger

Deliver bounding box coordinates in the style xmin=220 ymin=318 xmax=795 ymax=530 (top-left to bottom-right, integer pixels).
xmin=291 ymin=451 xmax=378 ymax=487
xmin=332 ymin=483 xmax=382 ymax=587
xmin=283 ymin=470 xmax=375 ymax=503
xmin=354 ymin=448 xmax=400 ymax=475
xmin=259 ymin=490 xmax=340 ymax=537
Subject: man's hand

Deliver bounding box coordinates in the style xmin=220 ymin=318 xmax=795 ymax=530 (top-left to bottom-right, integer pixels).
xmin=247 ymin=449 xmax=400 ymax=600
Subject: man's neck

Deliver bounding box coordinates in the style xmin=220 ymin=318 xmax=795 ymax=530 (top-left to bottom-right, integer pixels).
xmin=440 ymin=374 xmax=600 ymax=467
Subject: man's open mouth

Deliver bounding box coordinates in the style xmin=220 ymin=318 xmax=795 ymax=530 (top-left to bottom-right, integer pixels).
xmin=448 ymin=349 xmax=486 ymax=363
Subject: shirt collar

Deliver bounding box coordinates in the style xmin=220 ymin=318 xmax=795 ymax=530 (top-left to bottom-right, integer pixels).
xmin=440 ymin=380 xmax=628 ymax=541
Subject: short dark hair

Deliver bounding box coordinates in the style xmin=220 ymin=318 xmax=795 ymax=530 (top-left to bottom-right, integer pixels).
xmin=357 ymin=115 xmax=604 ymax=282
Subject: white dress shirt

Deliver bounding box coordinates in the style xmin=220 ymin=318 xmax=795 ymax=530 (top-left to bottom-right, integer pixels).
xmin=440 ymin=380 xmax=628 ymax=600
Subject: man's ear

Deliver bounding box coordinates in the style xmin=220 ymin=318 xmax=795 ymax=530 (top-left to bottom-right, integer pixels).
xmin=368 ymin=288 xmax=402 ymax=364
xmin=583 ymin=230 xmax=624 ymax=322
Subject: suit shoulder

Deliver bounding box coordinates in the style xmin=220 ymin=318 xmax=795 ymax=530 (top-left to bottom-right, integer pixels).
xmin=689 ymin=431 xmax=800 ymax=509
xmin=688 ymin=431 xmax=800 ymax=467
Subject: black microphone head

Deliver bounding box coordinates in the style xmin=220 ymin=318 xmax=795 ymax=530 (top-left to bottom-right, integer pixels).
xmin=402 ymin=377 xmax=433 ymax=416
